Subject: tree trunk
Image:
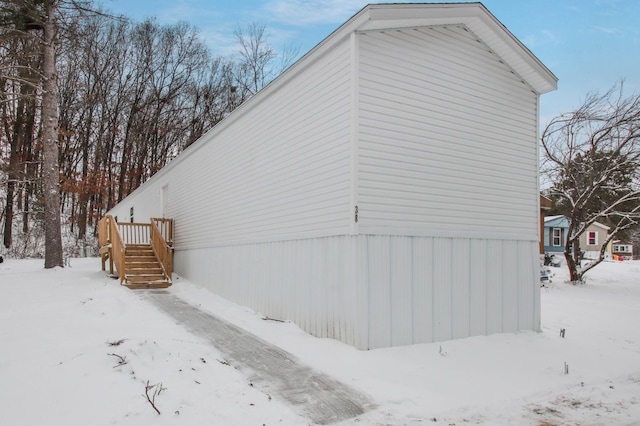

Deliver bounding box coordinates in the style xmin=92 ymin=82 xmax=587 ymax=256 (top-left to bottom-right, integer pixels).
xmin=42 ymin=1 xmax=63 ymax=268
xmin=4 ymin=181 xmax=14 ymax=249
xmin=564 ymin=239 xmax=582 ymax=284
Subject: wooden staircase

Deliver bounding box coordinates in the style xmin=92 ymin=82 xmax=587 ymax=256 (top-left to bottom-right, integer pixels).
xmin=98 ymin=216 xmax=174 ymax=290
xmin=124 ymin=244 xmax=171 ymax=289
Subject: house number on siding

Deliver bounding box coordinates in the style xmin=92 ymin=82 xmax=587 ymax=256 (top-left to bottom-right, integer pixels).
xmin=355 ymin=205 xmax=358 ymax=223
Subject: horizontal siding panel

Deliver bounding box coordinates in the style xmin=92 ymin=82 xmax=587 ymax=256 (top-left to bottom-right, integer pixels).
xmin=358 ymin=129 xmax=537 ymax=176
xmin=358 ymin=151 xmax=535 ymax=190
xmin=359 ymin=27 xmax=536 ymax=117
xmin=358 ymin=92 xmax=535 ymax=149
xmin=167 ymin=40 xmax=353 ymax=248
xmin=361 ymin=73 xmax=533 ymax=135
xmin=357 ymin=25 xmax=538 ymax=239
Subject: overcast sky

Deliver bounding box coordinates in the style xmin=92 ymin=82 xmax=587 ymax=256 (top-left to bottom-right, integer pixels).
xmin=97 ymin=0 xmax=640 ymax=127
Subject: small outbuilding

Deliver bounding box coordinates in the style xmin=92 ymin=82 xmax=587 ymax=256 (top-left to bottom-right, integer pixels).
xmin=543 ymin=215 xmax=569 ymax=254
xmin=107 ymin=3 xmax=557 ymax=349
xmin=612 ymin=241 xmax=633 ymax=261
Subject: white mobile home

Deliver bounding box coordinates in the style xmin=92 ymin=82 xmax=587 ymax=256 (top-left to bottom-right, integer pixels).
xmin=107 ymin=3 xmax=557 ymax=349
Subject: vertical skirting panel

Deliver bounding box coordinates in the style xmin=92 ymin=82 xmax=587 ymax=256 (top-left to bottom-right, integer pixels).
xmin=354 ymin=236 xmax=370 ymax=350
xmin=485 ymin=239 xmax=504 ymax=334
xmin=501 ymin=240 xmax=519 ymax=333
xmin=173 ymin=235 xmax=539 ymax=350
xmin=412 ymin=237 xmax=434 ymax=343
xmin=451 ymin=238 xmax=471 ymax=339
xmin=174 ymin=236 xmax=371 ymax=349
xmin=365 ymin=235 xmax=538 ymax=347
xmin=366 ymin=236 xmax=392 ymax=349
xmin=390 ymin=236 xmax=413 ymax=347
xmin=469 ymin=239 xmax=487 ymax=336
xmin=517 ymin=240 xmax=538 ymax=331
xmin=433 ymin=238 xmax=453 ymax=342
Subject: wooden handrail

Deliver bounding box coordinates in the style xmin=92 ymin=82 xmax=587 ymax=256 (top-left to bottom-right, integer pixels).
xmin=109 ymin=217 xmax=127 ymax=283
xmin=151 ymin=217 xmax=173 ymax=245
xmin=98 ymin=216 xmax=113 ymax=274
xmin=117 ymin=222 xmax=151 ymax=245
xmin=151 ymin=218 xmax=173 ymax=281
xmin=98 ymin=216 xmax=111 ymax=247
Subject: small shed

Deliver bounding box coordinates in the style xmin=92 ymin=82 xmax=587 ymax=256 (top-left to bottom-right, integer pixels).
xmin=612 ymin=241 xmax=633 ymax=260
xmin=543 ymin=215 xmax=569 ymax=253
xmin=107 ymin=3 xmax=557 ymax=349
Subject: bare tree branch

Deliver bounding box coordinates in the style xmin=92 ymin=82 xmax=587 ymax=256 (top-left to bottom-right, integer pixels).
xmin=542 ymin=80 xmax=640 ymax=283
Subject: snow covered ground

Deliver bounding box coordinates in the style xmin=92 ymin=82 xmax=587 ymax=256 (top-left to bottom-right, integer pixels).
xmin=1 ymin=257 xmax=639 ymax=425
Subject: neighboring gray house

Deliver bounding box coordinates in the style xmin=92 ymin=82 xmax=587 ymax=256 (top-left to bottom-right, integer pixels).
xmin=543 ymin=215 xmax=570 ymax=253
xmin=107 ymin=3 xmax=557 ymax=349
xmin=579 ymin=221 xmax=610 ymax=259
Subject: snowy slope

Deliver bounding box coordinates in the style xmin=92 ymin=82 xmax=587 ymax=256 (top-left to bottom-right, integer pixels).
xmin=1 ymin=258 xmax=639 ymax=425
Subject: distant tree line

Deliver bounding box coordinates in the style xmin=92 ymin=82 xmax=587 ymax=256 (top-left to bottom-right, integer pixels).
xmin=0 ymin=0 xmax=295 ymax=257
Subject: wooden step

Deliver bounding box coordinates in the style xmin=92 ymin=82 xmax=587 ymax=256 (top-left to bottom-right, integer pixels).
xmin=124 ymin=280 xmax=171 ymax=289
xmin=125 ymin=271 xmax=164 ymax=281
xmin=125 ymin=256 xmax=157 ymax=263
xmin=125 ymin=265 xmax=162 ymax=275
xmin=126 ymin=245 xmax=154 ymax=253
xmin=126 ymin=249 xmax=154 ymax=254
xmin=120 ymin=243 xmax=172 ymax=289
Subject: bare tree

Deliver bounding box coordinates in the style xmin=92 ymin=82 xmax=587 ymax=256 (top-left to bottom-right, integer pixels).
xmin=541 ymin=81 xmax=640 ymax=283
xmin=0 ymin=35 xmax=40 ymax=249
xmin=234 ymin=22 xmax=298 ymax=97
xmin=1 ymin=0 xmax=99 ymax=266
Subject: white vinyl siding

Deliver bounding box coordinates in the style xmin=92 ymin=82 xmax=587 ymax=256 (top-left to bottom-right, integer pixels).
xmin=160 ymin=40 xmax=354 ymax=248
xmin=357 ymin=25 xmax=539 ymax=240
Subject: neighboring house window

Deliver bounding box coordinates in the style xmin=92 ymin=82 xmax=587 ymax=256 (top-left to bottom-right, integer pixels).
xmin=588 ymin=231 xmax=597 ymax=245
xmin=552 ymin=228 xmax=562 ymax=246
xmin=130 ymin=207 xmax=134 ymax=223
